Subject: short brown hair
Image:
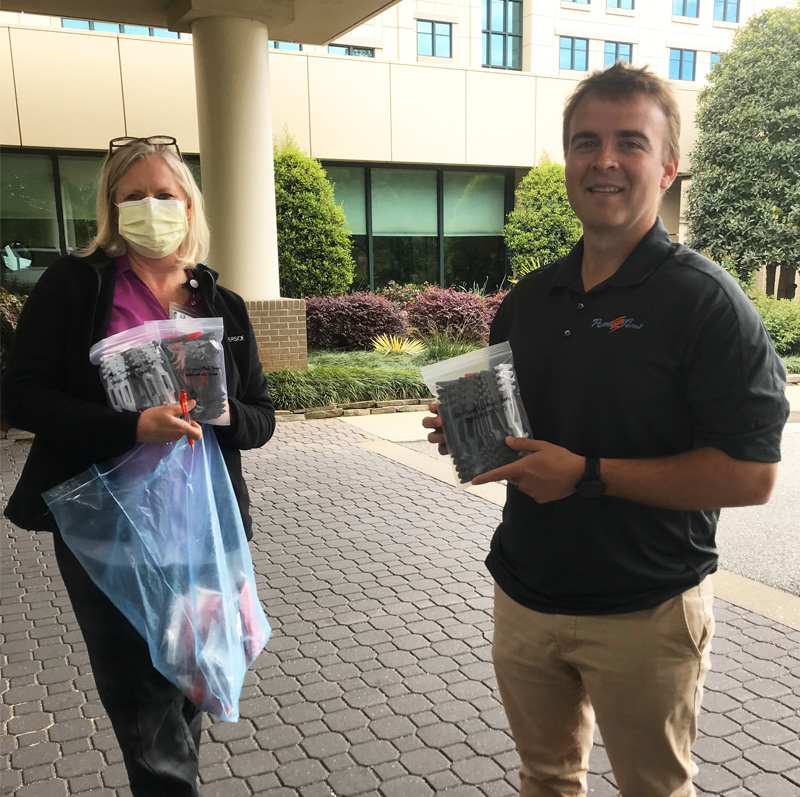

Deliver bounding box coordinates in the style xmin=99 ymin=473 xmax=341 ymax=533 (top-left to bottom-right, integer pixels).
xmin=562 ymin=62 xmax=680 ymax=162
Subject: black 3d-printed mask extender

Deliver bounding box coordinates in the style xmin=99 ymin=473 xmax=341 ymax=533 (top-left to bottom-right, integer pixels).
xmin=421 ymin=341 xmax=532 ymax=486
xmin=90 ymin=318 xmax=231 ymax=426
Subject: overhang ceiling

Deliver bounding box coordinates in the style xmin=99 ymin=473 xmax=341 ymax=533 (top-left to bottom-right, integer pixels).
xmin=3 ymin=0 xmax=401 ymax=41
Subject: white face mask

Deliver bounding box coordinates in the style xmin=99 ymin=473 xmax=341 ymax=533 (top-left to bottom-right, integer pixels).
xmin=117 ymin=197 xmax=188 ymax=259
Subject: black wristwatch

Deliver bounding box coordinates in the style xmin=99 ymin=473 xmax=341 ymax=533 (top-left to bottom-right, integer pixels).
xmin=576 ymin=456 xmax=605 ymax=499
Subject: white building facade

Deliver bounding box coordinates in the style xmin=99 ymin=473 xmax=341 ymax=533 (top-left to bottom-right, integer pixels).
xmin=0 ymin=0 xmax=793 ymax=296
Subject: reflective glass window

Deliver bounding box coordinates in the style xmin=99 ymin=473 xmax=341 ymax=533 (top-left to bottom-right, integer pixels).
xmin=434 ymin=23 xmax=452 ymax=58
xmin=560 ymin=37 xmax=588 ymax=70
xmin=0 ymin=153 xmax=60 ymax=294
xmin=673 ymin=0 xmax=699 ymax=16
xmin=604 ymin=41 xmax=632 ymax=66
xmin=482 ymin=0 xmax=522 ymax=69
xmin=714 ymin=0 xmax=738 ymax=22
xmin=371 ymin=169 xmax=438 ymax=288
xmin=669 ymin=48 xmax=696 ymax=80
xmin=58 ymin=155 xmax=103 ymax=253
xmin=443 ymin=172 xmax=506 ymax=290
xmin=417 ymin=21 xmax=434 ymax=56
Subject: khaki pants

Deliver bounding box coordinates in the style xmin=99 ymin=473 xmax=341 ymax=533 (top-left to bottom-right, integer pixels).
xmin=493 ymin=579 xmax=714 ymax=797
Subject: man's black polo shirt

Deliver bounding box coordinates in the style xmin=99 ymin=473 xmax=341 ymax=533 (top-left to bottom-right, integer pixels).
xmin=486 ymin=219 xmax=789 ymax=615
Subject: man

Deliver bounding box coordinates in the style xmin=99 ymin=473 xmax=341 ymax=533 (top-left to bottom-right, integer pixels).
xmin=424 ymin=63 xmax=789 ymax=797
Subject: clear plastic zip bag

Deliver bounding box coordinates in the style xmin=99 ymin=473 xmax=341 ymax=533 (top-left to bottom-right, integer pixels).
xmin=43 ymin=433 xmax=271 ymax=722
xmin=89 ymin=318 xmax=229 ymax=425
xmin=420 ymin=341 xmax=532 ymax=485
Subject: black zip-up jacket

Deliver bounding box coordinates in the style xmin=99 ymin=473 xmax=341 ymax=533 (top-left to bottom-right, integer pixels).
xmin=3 ymin=251 xmax=275 ymax=538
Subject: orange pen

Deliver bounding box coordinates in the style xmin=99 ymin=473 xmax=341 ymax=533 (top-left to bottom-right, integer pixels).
xmin=179 ymin=390 xmax=194 ymax=448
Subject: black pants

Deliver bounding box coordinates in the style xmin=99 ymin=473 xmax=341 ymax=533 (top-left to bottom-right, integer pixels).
xmin=53 ymin=532 xmax=203 ymax=797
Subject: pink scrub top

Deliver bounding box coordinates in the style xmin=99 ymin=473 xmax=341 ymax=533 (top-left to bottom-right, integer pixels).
xmin=106 ymin=257 xmax=205 ymax=335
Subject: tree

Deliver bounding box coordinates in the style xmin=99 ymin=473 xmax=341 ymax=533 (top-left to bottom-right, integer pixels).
xmin=687 ymin=6 xmax=800 ymax=283
xmin=273 ymin=136 xmax=356 ymax=297
xmin=503 ymin=156 xmax=582 ymax=274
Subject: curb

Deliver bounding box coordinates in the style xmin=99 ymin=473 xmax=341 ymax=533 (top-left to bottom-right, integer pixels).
xmin=275 ymin=398 xmax=434 ymax=422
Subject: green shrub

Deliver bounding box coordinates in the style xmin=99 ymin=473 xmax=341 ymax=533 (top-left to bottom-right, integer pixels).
xmin=1 ymin=287 xmax=26 ymax=369
xmin=752 ymin=292 xmax=800 ymax=356
xmin=687 ymin=7 xmax=800 ymax=281
xmin=274 ymin=136 xmax=355 ymax=297
xmin=308 ymin=349 xmax=417 ymax=370
xmin=308 ymin=341 xmax=480 ymax=370
xmin=701 ymin=251 xmax=757 ymax=297
xmin=782 ymin=355 xmax=800 ymax=374
xmin=503 ymin=157 xmax=582 ymax=273
xmin=414 ymin=332 xmax=481 ymax=364
xmin=266 ymin=365 xmax=428 ymax=410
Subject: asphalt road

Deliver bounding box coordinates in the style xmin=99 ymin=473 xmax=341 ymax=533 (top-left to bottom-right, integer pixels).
xmin=716 ymin=424 xmax=800 ymax=597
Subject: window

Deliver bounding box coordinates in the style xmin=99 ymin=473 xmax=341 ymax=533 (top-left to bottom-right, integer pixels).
xmin=482 ymin=0 xmax=523 ymax=70
xmin=0 ymin=153 xmax=60 ymax=294
xmin=269 ymin=41 xmax=302 ymax=51
xmin=62 ymin=19 xmax=179 ymax=38
xmin=669 ymin=48 xmax=696 ymax=80
xmin=328 ymin=45 xmax=375 ymax=57
xmin=604 ymin=41 xmax=632 ymax=66
xmin=714 ymin=0 xmax=738 ymax=22
xmin=710 ymin=52 xmax=720 ymax=66
xmin=0 ymin=149 xmax=200 ymax=296
xmin=325 ymin=163 xmax=511 ymax=291
xmin=324 ymin=166 xmax=368 ymax=286
xmin=607 ymin=0 xmax=634 ymax=8
xmin=566 ymin=0 xmax=590 ymax=4
xmin=560 ymin=37 xmax=588 ymax=71
xmin=417 ymin=21 xmax=452 ymax=58
xmin=371 ymin=169 xmax=438 ymax=287
xmin=58 ymin=156 xmax=102 ymax=253
xmin=443 ymin=172 xmax=507 ymax=289
xmin=673 ymin=0 xmax=699 ymax=16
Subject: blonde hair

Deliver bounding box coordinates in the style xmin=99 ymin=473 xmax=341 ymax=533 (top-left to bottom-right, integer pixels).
xmin=81 ymin=139 xmax=210 ymax=267
xmin=563 ymin=62 xmax=681 ymax=162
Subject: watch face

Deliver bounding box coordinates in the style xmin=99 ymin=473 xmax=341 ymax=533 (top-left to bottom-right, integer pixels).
xmin=578 ymin=479 xmax=605 ymax=499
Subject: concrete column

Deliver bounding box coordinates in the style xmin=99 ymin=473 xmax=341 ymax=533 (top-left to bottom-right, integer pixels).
xmin=191 ymin=16 xmax=280 ymax=300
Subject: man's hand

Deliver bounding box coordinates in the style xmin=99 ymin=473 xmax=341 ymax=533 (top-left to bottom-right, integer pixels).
xmin=136 ymin=400 xmax=203 ymax=445
xmin=422 ymin=402 xmax=449 ymax=455
xmin=471 ymin=437 xmax=584 ymax=503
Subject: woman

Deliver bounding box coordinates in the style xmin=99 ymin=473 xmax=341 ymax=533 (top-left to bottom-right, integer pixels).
xmin=3 ymin=136 xmax=275 ymax=796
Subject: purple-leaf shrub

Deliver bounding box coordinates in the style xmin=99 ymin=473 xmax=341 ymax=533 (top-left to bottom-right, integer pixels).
xmin=406 ymin=287 xmax=490 ymax=344
xmin=306 ymin=293 xmax=407 ymax=350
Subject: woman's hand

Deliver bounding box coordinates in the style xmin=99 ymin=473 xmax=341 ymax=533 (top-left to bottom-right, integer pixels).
xmin=136 ymin=400 xmax=203 ymax=444
xmin=422 ymin=402 xmax=449 ymax=455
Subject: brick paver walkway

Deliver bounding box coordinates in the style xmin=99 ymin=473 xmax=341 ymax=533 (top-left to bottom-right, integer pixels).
xmin=2 ymin=419 xmax=799 ymax=796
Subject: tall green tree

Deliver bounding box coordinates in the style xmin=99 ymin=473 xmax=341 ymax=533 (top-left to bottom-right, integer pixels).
xmin=503 ymin=157 xmax=582 ymax=274
xmin=274 ymin=136 xmax=355 ymax=297
xmin=687 ymin=6 xmax=800 ymax=282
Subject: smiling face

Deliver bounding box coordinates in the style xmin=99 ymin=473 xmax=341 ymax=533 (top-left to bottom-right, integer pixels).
xmin=565 ymin=92 xmax=679 ymax=244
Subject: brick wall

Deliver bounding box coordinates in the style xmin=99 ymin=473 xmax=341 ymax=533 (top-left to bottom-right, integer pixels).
xmin=245 ymin=299 xmax=308 ymax=372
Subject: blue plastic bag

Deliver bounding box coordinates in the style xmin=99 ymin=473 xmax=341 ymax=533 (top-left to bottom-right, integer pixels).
xmin=43 ymin=432 xmax=271 ymax=722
